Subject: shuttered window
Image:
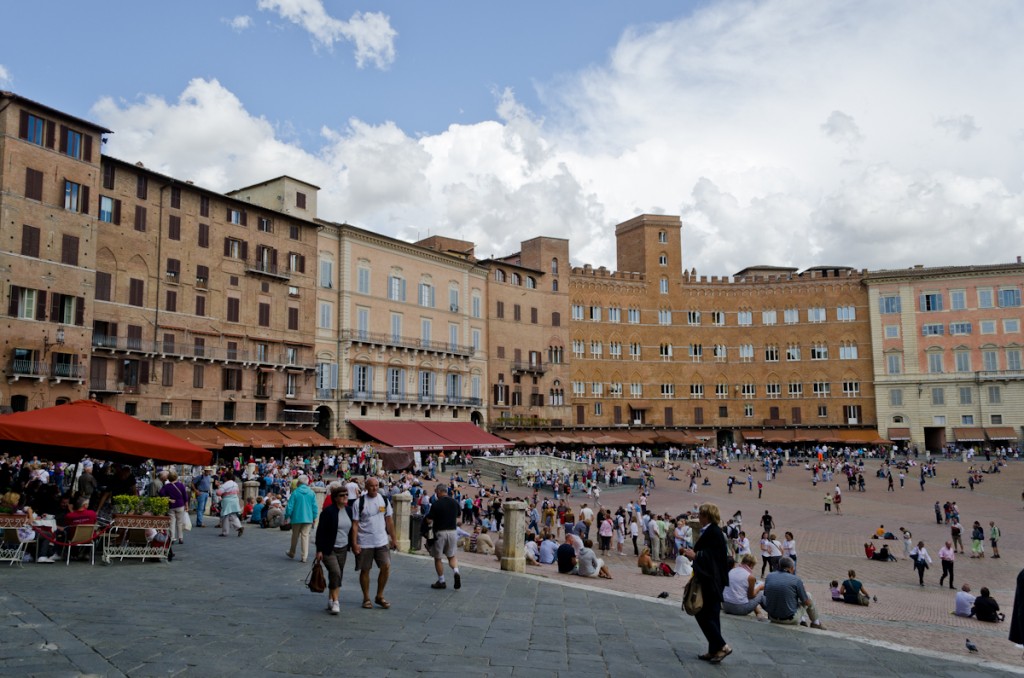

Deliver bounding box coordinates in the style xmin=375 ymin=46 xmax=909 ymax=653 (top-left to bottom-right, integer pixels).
xmin=134 ymin=205 xmax=147 ymax=232
xmin=61 ymin=234 xmax=80 ymax=266
xmin=168 ymin=215 xmax=181 ymax=240
xmin=21 ymin=225 xmax=40 ymax=257
xmin=128 ymin=278 xmax=144 ymax=307
xmin=95 ymin=272 xmax=112 ymax=301
xmin=25 ymin=168 xmax=44 ymax=201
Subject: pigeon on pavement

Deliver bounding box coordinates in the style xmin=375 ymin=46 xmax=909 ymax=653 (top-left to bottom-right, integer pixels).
xmin=657 ymin=591 xmax=670 ymax=599
xmin=966 ymin=639 xmax=979 ymax=653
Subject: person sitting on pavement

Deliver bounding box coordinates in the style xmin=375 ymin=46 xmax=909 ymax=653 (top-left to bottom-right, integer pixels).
xmin=249 ymin=496 xmax=265 ymax=524
xmin=954 ymin=583 xmax=976 ymax=617
xmin=538 ymin=532 xmax=558 ymax=564
xmin=458 ymin=524 xmax=495 ymax=555
xmin=972 ymin=587 xmax=1005 ymax=622
xmin=556 ymin=533 xmax=578 ymax=574
xmin=524 ymin=532 xmax=542 ymax=566
xmin=722 ymin=554 xmax=768 ymax=620
xmin=840 ymin=569 xmax=871 ymax=605
xmin=830 ymin=580 xmax=842 ymax=601
xmin=576 ymin=538 xmax=613 ymax=579
xmin=763 ymin=556 xmax=826 ymax=629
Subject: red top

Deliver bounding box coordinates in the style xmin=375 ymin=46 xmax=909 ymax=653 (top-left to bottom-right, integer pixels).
xmin=64 ymin=509 xmax=98 ymax=527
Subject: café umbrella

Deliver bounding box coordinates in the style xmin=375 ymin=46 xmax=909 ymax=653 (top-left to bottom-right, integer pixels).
xmin=0 ymin=399 xmax=212 ymax=466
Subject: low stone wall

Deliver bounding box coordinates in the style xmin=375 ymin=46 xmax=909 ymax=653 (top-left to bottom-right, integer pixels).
xmin=473 ymin=454 xmax=590 ymax=478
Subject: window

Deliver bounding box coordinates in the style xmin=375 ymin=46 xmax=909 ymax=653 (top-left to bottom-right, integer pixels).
xmin=353 ymin=267 xmax=370 ymax=294
xmin=493 ymin=269 xmax=505 ymax=283
xmin=932 ymin=388 xmax=944 ymax=405
xmin=810 ymin=343 xmax=828 ymax=360
xmin=61 ymin=127 xmax=84 ymax=159
xmin=958 ymin=387 xmax=972 ymax=405
xmin=128 ymin=278 xmax=144 ymax=307
xmin=961 ymin=415 xmax=975 ymax=425
xmin=256 ymin=302 xmax=270 ymax=327
xmin=1007 ymin=349 xmax=1022 ymax=371
xmin=627 ymin=308 xmax=640 ymax=324
xmin=689 ymin=344 xmax=703 ymax=362
xmin=765 ymin=383 xmax=781 ymax=399
xmin=661 ymin=384 xmax=675 ymax=398
xmin=608 ymin=342 xmax=622 ymax=359
xmin=286 ymin=252 xmax=304 ymax=273
xmin=764 ymin=345 xmax=779 ymax=362
xmin=784 ymin=308 xmax=799 ymax=324
xmin=388 ymin=275 xmax=406 ymax=301
xmin=472 ymin=329 xmax=481 ymax=351
xmin=95 ymin=272 xmax=112 ymax=301
xmin=837 ymin=305 xmax=856 ymax=321
xmin=737 ymin=310 xmax=752 ymax=326
xmin=137 ymin=175 xmax=148 ymax=200
xmin=224 ymin=238 xmax=245 ymax=260
xmin=876 ymin=297 xmax=901 ymax=315
xmin=98 ymin=196 xmax=120 ymax=224
xmin=571 ymin=304 xmax=584 ymax=321
xmin=496 ymin=302 xmax=505 ymax=319
xmin=510 ymin=272 xmax=521 ymax=286
xmin=807 ymin=307 xmax=826 ymax=323
xmin=526 ymin=276 xmax=536 ymax=289
xmin=551 ymin=311 xmax=560 ymax=326
xmin=9 ymin=287 xmax=38 ymax=320
xmin=658 ymin=254 xmax=668 ymax=266
xmin=572 ymin=381 xmax=585 ymax=397
xmin=788 ymin=382 xmax=803 ymax=398
xmin=659 ymin=278 xmax=668 ymax=294
xmin=950 ymin=322 xmax=972 ymax=336
xmin=922 ymin=323 xmax=944 ymax=336
xmin=927 ymin=352 xmax=943 ymax=373
xmin=608 ymin=382 xmax=622 ymax=397
xmin=629 ymin=343 xmax=641 ymax=360
xmin=165 ymin=290 xmax=177 ymax=312
xmin=711 ymin=311 xmax=725 ymax=326
xmin=740 ymin=383 xmax=755 ymax=399
xmin=19 ymin=112 xmax=48 ymax=146
xmin=449 ymin=287 xmax=460 ymax=313
xmin=950 ymin=290 xmax=966 ymax=310
xmin=982 ymin=350 xmax=998 ymax=371
xmin=658 ymin=309 xmax=672 ymax=325
xmin=196 ymin=265 xmax=209 ymax=289
xmin=418 ymin=282 xmax=435 ymax=307
xmin=590 ymin=341 xmax=603 ymax=357
xmin=193 ymin=365 xmax=204 ymax=389
xmin=591 ymin=382 xmax=603 ymax=396
xmin=658 ymin=231 xmax=667 ymax=243
xmin=197 ymin=223 xmax=209 ymax=248
xmin=64 ymin=180 xmax=88 ymax=213
xmin=885 ymin=325 xmax=899 ymax=338
xmin=1004 ymin=319 xmax=1020 ymax=333
xmin=659 ymin=343 xmax=673 ymax=360
xmin=920 ymin=293 xmax=943 ymax=311
xmin=165 ymin=257 xmax=181 ymax=283
xmin=745 ymin=404 xmax=755 ymax=417
xmin=977 ymin=287 xmax=994 ymax=309
xmin=980 ymin=320 xmax=996 ymax=334
xmin=844 ymin=405 xmax=862 ymax=423
xmin=21 ymin=225 xmax=40 ymax=258
xmin=842 ymin=381 xmax=860 ymax=397
xmin=988 ymin=385 xmax=1001 ymax=404
xmin=319 ymin=259 xmax=334 ymax=288
xmin=786 ymin=344 xmax=801 ymax=361
xmin=390 ymin=313 xmax=402 ymax=342
xmin=839 ymin=341 xmax=858 ymax=360
xmin=812 ymin=381 xmax=830 ymax=397
xmin=713 ymin=344 xmax=727 ymax=362
xmin=716 ymin=384 xmax=728 ymax=399
xmin=690 ymin=383 xmax=704 ymax=398
xmin=607 ymin=307 xmax=621 ymax=323
xmin=718 ymin=406 xmax=728 ymax=418
xmin=762 ymin=309 xmax=777 ymax=325
xmin=199 ymin=195 xmax=209 ymax=217
xmin=738 ymin=344 xmax=754 ymax=362
xmin=991 ymin=414 xmax=1003 ymax=425
xmin=471 ymin=294 xmax=481 ymax=318
xmin=630 ymin=383 xmax=643 ymax=397
xmin=572 ymin=340 xmax=585 ymax=358
xmin=887 ymin=354 xmax=903 ymax=374
xmin=288 ymin=307 xmax=299 ymax=331
xmin=688 ymin=310 xmax=702 ymax=325
xmin=954 ymin=351 xmax=971 ymax=372
xmin=24 ymin=167 xmax=44 ymax=201
xmin=227 ymin=208 xmax=244 ymax=225
xmin=998 ymin=288 xmax=1021 ymax=307
xmin=319 ymin=302 xmax=333 ymax=329
xmin=589 ymin=305 xmax=601 ymax=322
xmin=227 ymin=297 xmax=240 ymax=323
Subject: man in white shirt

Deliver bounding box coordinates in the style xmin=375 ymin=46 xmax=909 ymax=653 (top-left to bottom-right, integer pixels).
xmin=351 ymin=478 xmax=396 ymax=609
xmin=954 ymin=583 xmax=975 ymax=617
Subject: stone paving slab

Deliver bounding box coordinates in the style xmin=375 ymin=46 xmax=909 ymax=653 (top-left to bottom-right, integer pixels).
xmin=2 ymin=518 xmax=1022 ymax=677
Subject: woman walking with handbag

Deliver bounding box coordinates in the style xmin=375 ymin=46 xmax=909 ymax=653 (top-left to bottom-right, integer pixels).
xmin=682 ymin=502 xmax=731 ymax=664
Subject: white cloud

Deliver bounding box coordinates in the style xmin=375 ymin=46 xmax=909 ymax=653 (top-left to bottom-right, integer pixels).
xmin=257 ymin=0 xmax=396 ymax=68
xmin=225 ymin=15 xmax=253 ymax=32
xmin=934 ymin=114 xmax=980 ymax=141
xmin=0 ymin=64 xmax=11 ymax=86
xmin=93 ymin=1 xmax=1024 ymax=275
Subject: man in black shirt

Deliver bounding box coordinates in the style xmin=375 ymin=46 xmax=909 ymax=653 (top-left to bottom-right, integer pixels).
xmin=556 ymin=534 xmax=577 ymax=574
xmin=760 ymin=510 xmax=774 ymax=534
xmin=424 ymin=484 xmax=462 ymax=589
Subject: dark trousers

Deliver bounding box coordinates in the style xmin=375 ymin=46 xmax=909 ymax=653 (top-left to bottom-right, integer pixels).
xmin=939 ymin=559 xmax=954 ymax=588
xmin=914 ymin=561 xmax=927 ymax=584
xmin=694 ymin=597 xmax=726 ymax=654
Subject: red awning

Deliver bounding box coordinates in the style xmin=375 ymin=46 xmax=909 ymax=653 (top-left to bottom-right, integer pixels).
xmin=985 ymin=426 xmax=1018 ymax=441
xmin=888 ymin=427 xmax=911 ymax=441
xmin=741 ymin=430 xmax=764 ymax=440
xmin=167 ymin=427 xmax=244 ymax=450
xmin=761 ymin=430 xmax=795 ymax=443
xmin=350 ymin=421 xmax=511 ymax=451
xmin=953 ymin=427 xmax=985 ymax=442
xmin=280 ymin=430 xmax=333 ymax=447
xmin=219 ymin=428 xmax=290 ymax=448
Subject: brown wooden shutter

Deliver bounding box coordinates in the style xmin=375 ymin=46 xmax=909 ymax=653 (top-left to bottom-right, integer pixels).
xmin=36 ymin=290 xmax=47 ymax=321
xmin=140 ymin=360 xmax=150 ymax=384
xmin=240 ymin=241 xmax=248 ymax=260
xmin=664 ymin=407 xmax=673 ymax=426
xmin=288 ymin=307 xmax=299 ymax=330
xmin=80 ymin=186 xmax=89 ymax=214
xmin=45 ymin=120 xmax=56 ymax=148
xmin=83 ymin=135 xmax=93 ymax=162
xmin=223 ymin=238 xmax=231 ymax=256
xmin=240 ymin=210 xmax=247 ymax=226
xmin=168 ymin=215 xmax=181 ymax=240
xmin=62 ymin=234 xmax=80 ymax=266
xmin=95 ymin=272 xmax=111 ymax=301
xmin=50 ymin=293 xmax=61 ymax=321
xmin=18 ymin=110 xmax=29 ymax=138
xmin=166 ymin=290 xmax=177 ymax=312
xmin=75 ymin=297 xmax=85 ymax=326
xmin=113 ymin=199 xmax=121 ymax=225
xmin=59 ymin=125 xmax=68 ymax=153
xmin=7 ymin=286 xmax=20 ymax=317
xmin=25 ymin=168 xmax=43 ymax=201
xmin=270 ymin=248 xmax=278 ymax=270
xmin=135 ymin=205 xmax=146 ymax=231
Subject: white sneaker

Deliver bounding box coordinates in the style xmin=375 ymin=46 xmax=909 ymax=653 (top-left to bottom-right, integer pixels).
xmin=38 ymin=556 xmax=54 ymax=563
xmin=330 ymin=601 xmax=340 ymax=615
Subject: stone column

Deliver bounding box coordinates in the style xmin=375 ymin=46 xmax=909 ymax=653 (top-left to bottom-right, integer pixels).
xmin=501 ymin=500 xmax=527 ymax=572
xmin=392 ymin=492 xmax=412 ymax=552
xmin=242 ymin=480 xmax=259 ymax=504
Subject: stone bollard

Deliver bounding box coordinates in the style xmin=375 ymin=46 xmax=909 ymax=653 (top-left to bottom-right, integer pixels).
xmin=392 ymin=492 xmax=412 ymax=552
xmin=242 ymin=480 xmax=259 ymax=504
xmin=500 ymin=500 xmax=527 ymax=572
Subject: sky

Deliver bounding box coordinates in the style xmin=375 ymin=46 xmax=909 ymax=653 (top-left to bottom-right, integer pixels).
xmin=3 ymin=0 xmax=1024 ymax=276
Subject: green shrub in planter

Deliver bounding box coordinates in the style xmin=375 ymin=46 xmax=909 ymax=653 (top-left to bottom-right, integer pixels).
xmin=144 ymin=497 xmax=170 ymax=516
xmin=113 ymin=495 xmax=142 ymax=515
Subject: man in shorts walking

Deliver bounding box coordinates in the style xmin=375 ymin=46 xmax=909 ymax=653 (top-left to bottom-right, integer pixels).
xmin=351 ymin=477 xmax=397 ymax=609
xmin=425 ymin=484 xmax=462 ymax=589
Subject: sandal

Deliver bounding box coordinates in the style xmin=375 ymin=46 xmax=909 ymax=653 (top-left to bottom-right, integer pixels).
xmin=697 ymin=653 xmax=713 ymax=661
xmin=709 ymin=646 xmax=732 ymax=664
xmin=375 ymin=598 xmax=391 ymax=609
xmin=362 ymin=600 xmax=373 ymax=609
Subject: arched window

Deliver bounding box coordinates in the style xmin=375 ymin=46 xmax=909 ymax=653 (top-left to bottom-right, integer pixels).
xmin=552 ymin=279 xmax=559 ymax=292
xmin=494 ymin=269 xmax=505 ymax=283
xmin=526 ymin=276 xmax=536 ymax=289
xmin=510 ymin=272 xmax=521 ymax=286
xmin=551 ymin=258 xmax=559 ymax=275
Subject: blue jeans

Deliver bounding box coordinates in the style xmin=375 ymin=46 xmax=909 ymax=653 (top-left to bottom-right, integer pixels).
xmin=195 ymin=492 xmax=210 ymax=526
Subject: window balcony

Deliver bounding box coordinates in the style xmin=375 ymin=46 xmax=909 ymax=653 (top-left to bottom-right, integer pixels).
xmin=8 ymin=359 xmax=47 ymax=381
xmin=511 ymin=361 xmax=547 ymax=375
xmin=341 ymin=329 xmax=474 ymax=358
xmin=245 ymin=259 xmax=290 ymax=280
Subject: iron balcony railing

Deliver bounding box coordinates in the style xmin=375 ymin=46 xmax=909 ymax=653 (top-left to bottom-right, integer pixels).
xmin=341 ymin=328 xmax=475 ymax=358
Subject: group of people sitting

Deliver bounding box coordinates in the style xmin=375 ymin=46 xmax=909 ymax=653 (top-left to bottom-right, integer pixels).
xmin=522 ymin=530 xmax=613 ymax=579
xmin=830 ymin=570 xmax=873 ymax=606
xmin=953 ymin=583 xmax=1006 ymax=622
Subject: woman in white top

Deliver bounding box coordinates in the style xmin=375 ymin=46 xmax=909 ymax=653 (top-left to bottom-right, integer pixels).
xmin=782 ymin=531 xmax=797 ymax=570
xmin=766 ymin=533 xmax=784 ymax=572
xmin=722 ymin=554 xmax=767 ymax=619
xmin=736 ymin=531 xmax=751 ymax=557
xmin=759 ymin=532 xmax=772 ymax=577
xmin=909 ymin=540 xmax=933 ymax=586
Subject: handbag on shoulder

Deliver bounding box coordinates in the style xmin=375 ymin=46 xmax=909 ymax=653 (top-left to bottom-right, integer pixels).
xmin=682 ymin=576 xmax=703 ymax=616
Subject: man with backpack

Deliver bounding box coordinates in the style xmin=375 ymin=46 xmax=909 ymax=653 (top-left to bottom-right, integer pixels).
xmin=351 ymin=477 xmax=396 ymax=609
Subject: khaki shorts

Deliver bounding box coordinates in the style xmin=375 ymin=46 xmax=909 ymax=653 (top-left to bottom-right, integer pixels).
xmin=430 ymin=530 xmax=458 ymax=559
xmin=356 ymin=546 xmax=391 ymax=571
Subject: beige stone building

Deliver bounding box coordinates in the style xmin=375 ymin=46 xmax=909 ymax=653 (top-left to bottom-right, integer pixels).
xmin=865 ymin=263 xmax=1024 ymax=451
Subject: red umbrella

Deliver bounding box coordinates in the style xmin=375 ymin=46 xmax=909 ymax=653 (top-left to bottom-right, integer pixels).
xmin=0 ymin=399 xmax=212 ymax=466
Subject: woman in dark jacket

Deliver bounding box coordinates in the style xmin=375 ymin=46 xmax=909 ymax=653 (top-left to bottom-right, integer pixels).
xmin=683 ymin=502 xmax=731 ymax=664
xmin=1010 ymin=567 xmax=1024 ymax=646
xmin=314 ymin=485 xmax=352 ymax=615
